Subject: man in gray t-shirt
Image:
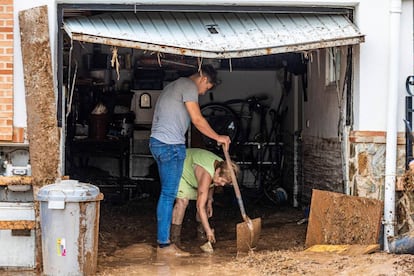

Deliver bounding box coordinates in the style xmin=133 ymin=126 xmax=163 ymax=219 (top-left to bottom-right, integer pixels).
xmin=151 ymin=77 xmax=198 ymax=144
xmin=149 ymin=64 xmax=230 ymax=257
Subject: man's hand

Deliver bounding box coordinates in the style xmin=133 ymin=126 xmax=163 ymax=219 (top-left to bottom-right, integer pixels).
xmin=216 ymin=135 xmax=231 ymax=152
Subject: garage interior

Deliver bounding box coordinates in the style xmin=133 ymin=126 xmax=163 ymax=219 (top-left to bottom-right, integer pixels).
xmin=63 ymin=44 xmax=300 ymax=205
xmin=58 ymin=4 xmax=363 ymax=207
xmin=56 ymin=4 xmax=364 ymax=256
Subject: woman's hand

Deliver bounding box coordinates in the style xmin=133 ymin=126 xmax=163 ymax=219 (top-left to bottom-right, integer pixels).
xmin=206 ymin=228 xmax=216 ymax=244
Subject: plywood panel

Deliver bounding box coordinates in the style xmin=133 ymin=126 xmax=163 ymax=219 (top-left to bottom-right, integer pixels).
xmin=19 ymin=5 xmax=59 ymax=185
xmin=19 ymin=6 xmax=60 ymax=272
xmin=305 ymin=189 xmax=383 ymax=248
xmin=305 ymin=244 xmax=380 ymax=255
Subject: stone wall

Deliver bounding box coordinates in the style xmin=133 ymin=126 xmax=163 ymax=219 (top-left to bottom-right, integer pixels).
xmin=349 ymin=131 xmax=407 ymax=201
xmin=283 ymin=131 xmax=408 ymax=206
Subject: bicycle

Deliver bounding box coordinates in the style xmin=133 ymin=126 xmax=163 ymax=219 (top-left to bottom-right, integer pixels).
xmin=200 ymin=95 xmax=287 ymax=205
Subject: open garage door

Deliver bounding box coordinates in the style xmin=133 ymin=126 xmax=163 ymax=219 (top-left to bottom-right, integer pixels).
xmin=63 ymin=11 xmax=364 ymax=59
xmin=60 ymin=8 xmax=365 ymax=207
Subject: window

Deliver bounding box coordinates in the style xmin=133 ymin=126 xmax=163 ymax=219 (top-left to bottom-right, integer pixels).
xmin=325 ymin=48 xmax=341 ymax=87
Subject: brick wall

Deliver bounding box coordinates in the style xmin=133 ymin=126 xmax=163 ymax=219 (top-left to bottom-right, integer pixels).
xmin=0 ymin=0 xmax=13 ymax=141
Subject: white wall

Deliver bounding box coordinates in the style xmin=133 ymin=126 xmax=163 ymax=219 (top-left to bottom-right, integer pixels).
xmin=353 ymin=1 xmax=389 ymax=131
xmin=355 ymin=0 xmax=413 ymax=131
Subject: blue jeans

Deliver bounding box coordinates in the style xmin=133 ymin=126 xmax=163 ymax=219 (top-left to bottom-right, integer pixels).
xmin=149 ymin=137 xmax=186 ymax=245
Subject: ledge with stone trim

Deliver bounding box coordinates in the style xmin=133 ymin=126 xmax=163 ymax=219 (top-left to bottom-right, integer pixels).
xmin=0 ymin=176 xmax=33 ymax=185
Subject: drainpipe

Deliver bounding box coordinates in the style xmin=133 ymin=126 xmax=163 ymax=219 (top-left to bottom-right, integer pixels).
xmin=384 ymin=0 xmax=402 ymax=252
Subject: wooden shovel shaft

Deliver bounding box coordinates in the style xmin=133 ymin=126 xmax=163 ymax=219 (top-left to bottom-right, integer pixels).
xmin=223 ymin=146 xmax=248 ymax=221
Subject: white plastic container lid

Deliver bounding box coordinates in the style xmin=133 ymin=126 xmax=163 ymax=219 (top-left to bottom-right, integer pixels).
xmin=37 ymin=180 xmax=101 ymax=202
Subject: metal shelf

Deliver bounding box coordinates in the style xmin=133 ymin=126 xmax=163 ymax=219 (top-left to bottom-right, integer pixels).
xmin=240 ymin=141 xmax=278 ymax=146
xmin=128 ymin=176 xmax=156 ymax=181
xmin=130 ymin=153 xmax=153 ymax=158
xmin=236 ymin=161 xmax=276 ymax=165
xmin=129 ymin=134 xmax=157 ymax=180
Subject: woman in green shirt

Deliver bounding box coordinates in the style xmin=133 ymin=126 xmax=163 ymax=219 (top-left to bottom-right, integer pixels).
xmin=171 ymin=148 xmax=239 ymax=251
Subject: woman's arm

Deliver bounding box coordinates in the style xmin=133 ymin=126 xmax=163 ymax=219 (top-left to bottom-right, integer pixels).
xmin=194 ymin=164 xmax=216 ymax=243
xmin=206 ymin=187 xmax=214 ymax=218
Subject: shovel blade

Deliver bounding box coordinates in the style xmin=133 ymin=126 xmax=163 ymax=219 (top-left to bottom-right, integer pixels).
xmin=236 ymin=217 xmax=261 ymax=252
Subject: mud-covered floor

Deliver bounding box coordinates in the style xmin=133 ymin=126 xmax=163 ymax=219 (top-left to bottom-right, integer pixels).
xmin=95 ymin=181 xmax=414 ymax=276
xmin=96 ymin=182 xmax=306 ymax=275
xmin=97 ymin=181 xmax=306 ymax=250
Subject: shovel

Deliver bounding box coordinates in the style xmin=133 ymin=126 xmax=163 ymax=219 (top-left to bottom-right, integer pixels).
xmin=222 ymin=145 xmax=261 ymax=252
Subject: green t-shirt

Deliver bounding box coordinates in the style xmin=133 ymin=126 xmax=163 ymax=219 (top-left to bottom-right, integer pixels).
xmin=177 ymin=148 xmax=223 ymax=200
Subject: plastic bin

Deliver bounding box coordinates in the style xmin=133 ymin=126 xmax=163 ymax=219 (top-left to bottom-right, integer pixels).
xmin=37 ymin=180 xmax=103 ymax=276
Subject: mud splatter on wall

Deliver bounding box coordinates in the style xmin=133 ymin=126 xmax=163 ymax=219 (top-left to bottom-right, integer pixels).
xmin=301 ymin=135 xmax=343 ymax=204
xmin=19 ymin=5 xmax=59 ymax=185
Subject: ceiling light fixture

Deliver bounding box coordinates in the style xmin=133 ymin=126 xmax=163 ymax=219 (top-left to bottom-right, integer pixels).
xmin=206 ymin=24 xmax=219 ymax=34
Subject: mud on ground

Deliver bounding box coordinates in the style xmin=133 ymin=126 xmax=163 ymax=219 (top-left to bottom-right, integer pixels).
xmin=96 ymin=187 xmax=414 ymax=276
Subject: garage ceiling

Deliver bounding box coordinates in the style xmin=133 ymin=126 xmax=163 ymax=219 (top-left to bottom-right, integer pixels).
xmin=63 ymin=11 xmax=364 ymax=59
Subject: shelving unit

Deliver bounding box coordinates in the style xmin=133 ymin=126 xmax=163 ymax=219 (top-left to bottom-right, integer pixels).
xmin=128 ymin=127 xmax=156 ymax=181
xmin=235 ymin=141 xmax=278 ymax=164
xmin=235 ymin=141 xmax=281 ymax=189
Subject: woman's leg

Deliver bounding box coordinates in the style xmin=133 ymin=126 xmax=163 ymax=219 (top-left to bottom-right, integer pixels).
xmin=172 ymin=198 xmax=190 ymax=225
xmin=171 ymin=198 xmax=189 ymax=245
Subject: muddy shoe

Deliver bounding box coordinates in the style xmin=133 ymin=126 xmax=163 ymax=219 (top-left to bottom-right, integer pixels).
xmin=170 ymin=224 xmax=182 ymax=246
xmin=157 ymin=244 xmax=190 ymax=257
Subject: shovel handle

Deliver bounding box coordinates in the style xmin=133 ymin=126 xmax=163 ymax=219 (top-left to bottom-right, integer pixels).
xmin=222 ymin=145 xmax=248 ymax=220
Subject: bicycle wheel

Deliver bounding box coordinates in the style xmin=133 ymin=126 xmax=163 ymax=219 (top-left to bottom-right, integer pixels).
xmin=200 ymin=103 xmax=240 ymax=151
xmin=263 ymin=178 xmax=287 ymax=205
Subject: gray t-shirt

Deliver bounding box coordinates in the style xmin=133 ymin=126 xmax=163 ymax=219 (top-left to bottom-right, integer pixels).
xmin=150 ymin=77 xmax=199 ymax=144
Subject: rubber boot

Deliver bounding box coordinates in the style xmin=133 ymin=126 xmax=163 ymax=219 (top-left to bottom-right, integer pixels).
xmin=196 ymin=223 xmax=207 ymax=241
xmin=170 ymin=224 xmax=182 ymax=246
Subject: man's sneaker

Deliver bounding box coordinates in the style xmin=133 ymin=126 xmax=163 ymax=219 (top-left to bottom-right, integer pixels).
xmin=157 ymin=244 xmax=190 ymax=257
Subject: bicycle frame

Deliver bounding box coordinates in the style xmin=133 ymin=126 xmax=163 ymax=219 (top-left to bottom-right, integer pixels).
xmin=200 ymin=95 xmax=287 ymax=205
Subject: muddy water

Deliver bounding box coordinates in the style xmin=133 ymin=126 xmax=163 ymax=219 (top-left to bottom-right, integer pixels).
xmin=97 ymin=242 xmax=255 ymax=275
xmin=96 ymin=197 xmax=307 ymax=275
xmin=96 ymin=231 xmax=414 ymax=276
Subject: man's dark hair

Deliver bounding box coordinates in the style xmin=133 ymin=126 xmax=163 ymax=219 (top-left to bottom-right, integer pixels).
xmin=200 ymin=64 xmax=218 ymax=87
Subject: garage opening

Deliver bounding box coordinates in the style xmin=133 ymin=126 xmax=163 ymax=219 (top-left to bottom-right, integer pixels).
xmin=57 ymin=4 xmax=364 ymax=266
